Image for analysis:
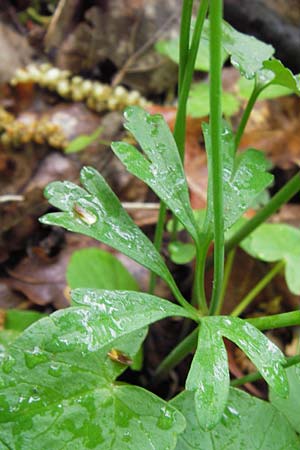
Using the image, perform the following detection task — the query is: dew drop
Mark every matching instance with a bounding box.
[156,406,174,430]
[48,363,63,378]
[24,347,49,369]
[2,355,15,374]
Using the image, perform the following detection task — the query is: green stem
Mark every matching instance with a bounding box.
[148,203,167,293]
[154,327,199,381]
[194,240,210,313]
[225,172,300,253]
[235,85,262,151]
[231,354,300,387]
[172,0,209,236]
[231,260,285,317]
[208,0,224,315]
[174,0,209,160]
[216,248,236,314]
[169,278,200,320]
[178,0,194,95]
[248,310,300,330]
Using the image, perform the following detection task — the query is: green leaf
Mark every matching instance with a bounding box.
[155,34,228,72]
[240,223,300,294]
[212,316,288,397]
[187,82,240,118]
[260,59,300,94]
[67,247,139,290]
[157,20,274,79]
[238,76,293,100]
[4,309,45,332]
[203,122,273,230]
[40,166,173,288]
[111,106,199,241]
[168,241,196,264]
[0,309,46,362]
[219,21,274,79]
[67,248,141,369]
[171,387,300,450]
[186,322,229,430]
[183,316,287,430]
[0,330,19,363]
[64,126,103,153]
[0,297,187,448]
[270,365,300,433]
[71,288,193,320]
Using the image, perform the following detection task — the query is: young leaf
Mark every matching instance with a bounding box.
[111,107,199,242]
[67,247,139,291]
[203,122,273,231]
[187,82,240,118]
[0,304,187,448]
[240,223,300,294]
[168,241,196,265]
[270,365,300,433]
[213,316,288,397]
[260,59,300,94]
[40,166,173,288]
[171,388,300,450]
[64,126,104,153]
[186,322,229,430]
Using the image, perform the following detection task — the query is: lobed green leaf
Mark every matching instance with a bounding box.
[112,106,199,241]
[40,166,173,287]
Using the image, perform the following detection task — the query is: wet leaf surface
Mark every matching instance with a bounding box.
[203,122,273,230]
[201,20,274,79]
[171,387,300,450]
[270,364,300,433]
[112,106,199,242]
[0,291,189,448]
[186,322,229,430]
[40,166,174,288]
[183,316,288,431]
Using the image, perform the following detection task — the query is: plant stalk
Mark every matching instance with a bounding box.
[231,260,285,317]
[148,203,167,293]
[216,248,236,314]
[235,85,262,150]
[231,354,300,387]
[248,310,300,330]
[208,0,224,315]
[193,239,210,312]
